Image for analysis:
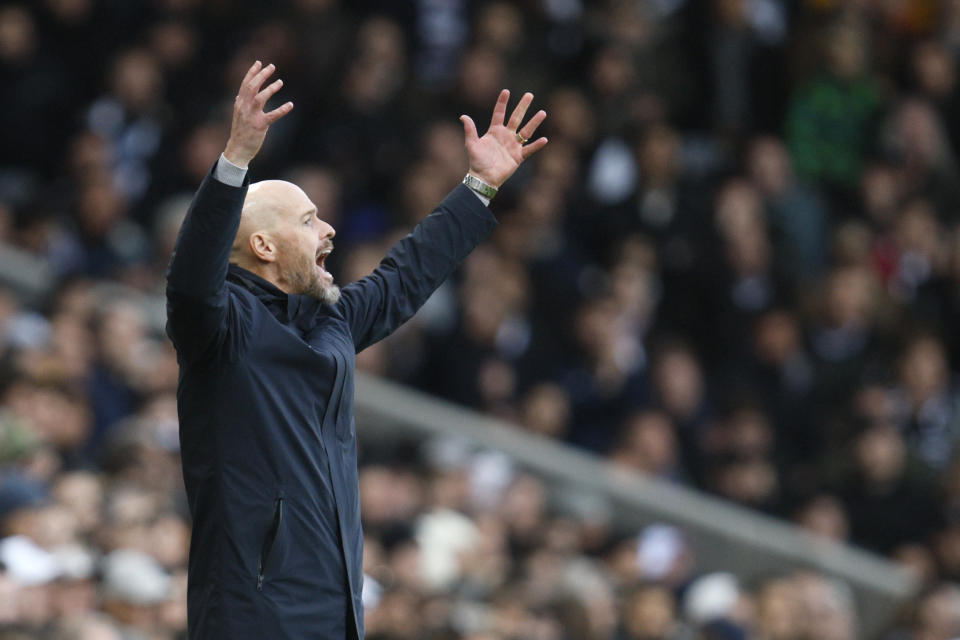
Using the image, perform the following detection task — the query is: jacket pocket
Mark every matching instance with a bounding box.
[333,352,352,440]
[257,497,284,591]
[329,352,347,439]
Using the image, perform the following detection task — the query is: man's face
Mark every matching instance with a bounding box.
[238,180,341,304]
[273,189,340,304]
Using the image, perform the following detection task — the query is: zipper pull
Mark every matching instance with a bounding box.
[257,572,264,591]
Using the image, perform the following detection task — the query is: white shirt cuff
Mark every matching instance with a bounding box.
[470,191,491,207]
[214,153,248,187]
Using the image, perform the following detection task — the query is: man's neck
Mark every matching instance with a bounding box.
[230,261,291,294]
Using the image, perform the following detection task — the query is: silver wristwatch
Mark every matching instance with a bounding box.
[462,174,498,199]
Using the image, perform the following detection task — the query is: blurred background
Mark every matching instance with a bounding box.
[1,0,960,638]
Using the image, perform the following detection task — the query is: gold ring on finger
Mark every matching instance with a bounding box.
[516,132,528,145]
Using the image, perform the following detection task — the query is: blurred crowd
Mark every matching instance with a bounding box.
[3,0,960,637]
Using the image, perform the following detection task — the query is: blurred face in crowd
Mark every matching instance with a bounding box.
[756,577,802,640]
[459,46,504,108]
[725,408,773,460]
[4,505,79,548]
[913,41,956,98]
[894,544,938,585]
[827,23,867,79]
[855,425,905,485]
[500,475,546,539]
[183,122,230,185]
[234,180,340,304]
[97,303,147,367]
[795,495,849,541]
[715,179,763,238]
[714,459,778,506]
[476,2,523,53]
[52,472,104,536]
[344,17,406,111]
[3,382,91,451]
[423,121,470,184]
[111,49,164,112]
[638,125,681,185]
[150,20,198,69]
[591,46,635,97]
[895,200,941,261]
[824,266,876,328]
[894,100,947,169]
[793,572,858,640]
[622,585,677,639]
[575,297,619,360]
[652,345,704,420]
[616,411,677,476]
[547,88,595,148]
[520,383,570,438]
[754,310,801,366]
[901,336,949,406]
[915,584,960,640]
[748,137,793,198]
[78,179,126,239]
[860,163,901,226]
[0,5,35,62]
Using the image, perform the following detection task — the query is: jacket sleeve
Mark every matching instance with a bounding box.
[339,184,497,352]
[165,163,249,363]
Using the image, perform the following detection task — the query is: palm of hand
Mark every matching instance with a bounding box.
[467,125,526,187]
[461,90,548,188]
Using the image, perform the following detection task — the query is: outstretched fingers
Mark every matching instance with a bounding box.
[247,62,276,95]
[265,101,294,124]
[521,136,548,159]
[518,109,546,141]
[241,60,262,92]
[225,61,290,166]
[256,78,284,106]
[460,115,479,145]
[490,89,510,129]
[507,92,533,132]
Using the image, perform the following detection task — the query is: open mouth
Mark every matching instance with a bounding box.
[316,247,332,272]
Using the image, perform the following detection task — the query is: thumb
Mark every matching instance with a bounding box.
[460,115,479,144]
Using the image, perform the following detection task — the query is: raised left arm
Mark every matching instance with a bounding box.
[340,90,548,352]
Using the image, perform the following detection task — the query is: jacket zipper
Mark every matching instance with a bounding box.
[257,497,283,591]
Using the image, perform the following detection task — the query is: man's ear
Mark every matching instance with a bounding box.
[249,232,278,263]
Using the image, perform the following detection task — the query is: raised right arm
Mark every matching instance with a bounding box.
[165,61,293,362]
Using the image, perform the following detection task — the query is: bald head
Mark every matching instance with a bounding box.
[232,180,313,259]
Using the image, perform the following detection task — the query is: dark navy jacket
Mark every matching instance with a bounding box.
[165,166,496,639]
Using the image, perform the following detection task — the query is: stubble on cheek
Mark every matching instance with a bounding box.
[284,246,340,304]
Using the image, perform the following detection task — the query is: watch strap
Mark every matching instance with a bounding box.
[462,174,498,199]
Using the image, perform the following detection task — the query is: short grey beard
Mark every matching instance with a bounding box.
[299,272,340,305]
[313,283,341,306]
[286,261,341,305]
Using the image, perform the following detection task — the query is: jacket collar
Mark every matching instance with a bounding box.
[227,264,302,324]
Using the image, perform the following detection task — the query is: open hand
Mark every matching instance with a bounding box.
[223,61,294,168]
[460,90,548,188]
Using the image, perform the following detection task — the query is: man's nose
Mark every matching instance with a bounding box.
[319,220,335,241]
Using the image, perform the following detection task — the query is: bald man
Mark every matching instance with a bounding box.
[165,61,547,640]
